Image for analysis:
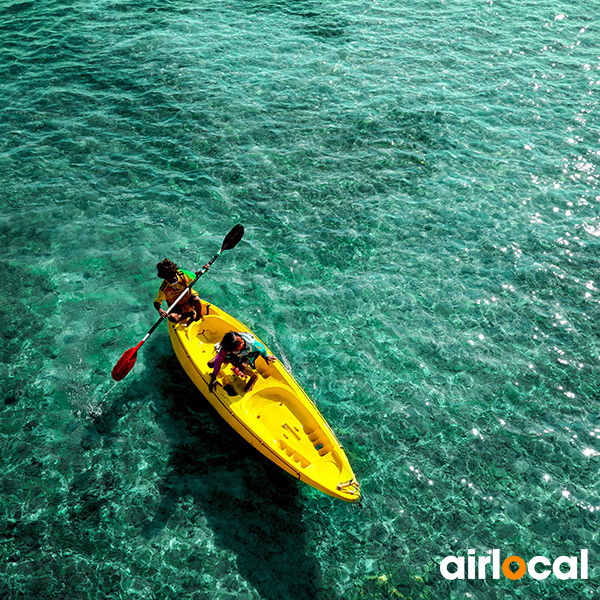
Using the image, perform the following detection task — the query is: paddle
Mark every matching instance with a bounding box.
[111,224,245,381]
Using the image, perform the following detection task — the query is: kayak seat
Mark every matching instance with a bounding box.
[193,316,230,344]
[247,387,319,431]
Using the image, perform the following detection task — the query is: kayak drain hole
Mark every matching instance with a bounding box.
[315,443,324,451]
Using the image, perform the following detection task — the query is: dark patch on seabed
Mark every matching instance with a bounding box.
[73,349,324,600]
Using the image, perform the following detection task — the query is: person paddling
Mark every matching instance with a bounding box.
[208,331,277,393]
[154,259,209,325]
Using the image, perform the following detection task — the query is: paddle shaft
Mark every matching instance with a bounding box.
[111,224,244,381]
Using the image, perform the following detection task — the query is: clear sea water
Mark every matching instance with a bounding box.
[1,0,599,598]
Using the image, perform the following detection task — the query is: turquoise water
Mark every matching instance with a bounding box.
[1,0,599,597]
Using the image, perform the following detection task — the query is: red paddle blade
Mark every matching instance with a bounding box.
[111,347,138,381]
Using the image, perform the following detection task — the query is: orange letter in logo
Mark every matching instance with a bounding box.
[502,556,526,580]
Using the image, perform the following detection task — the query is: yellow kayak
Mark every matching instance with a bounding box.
[167,300,361,503]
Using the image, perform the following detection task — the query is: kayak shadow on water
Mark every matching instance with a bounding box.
[91,346,324,600]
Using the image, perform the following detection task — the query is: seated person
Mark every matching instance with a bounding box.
[153,258,208,324]
[209,331,277,393]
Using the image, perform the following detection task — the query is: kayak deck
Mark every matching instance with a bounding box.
[168,301,361,502]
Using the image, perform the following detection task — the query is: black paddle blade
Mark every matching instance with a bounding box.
[221,224,244,251]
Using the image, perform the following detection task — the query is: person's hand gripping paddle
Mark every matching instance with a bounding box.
[111,224,245,381]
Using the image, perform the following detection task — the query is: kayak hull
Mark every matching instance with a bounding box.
[167,300,361,502]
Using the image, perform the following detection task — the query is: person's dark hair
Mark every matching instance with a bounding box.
[157,258,178,279]
[221,331,239,352]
